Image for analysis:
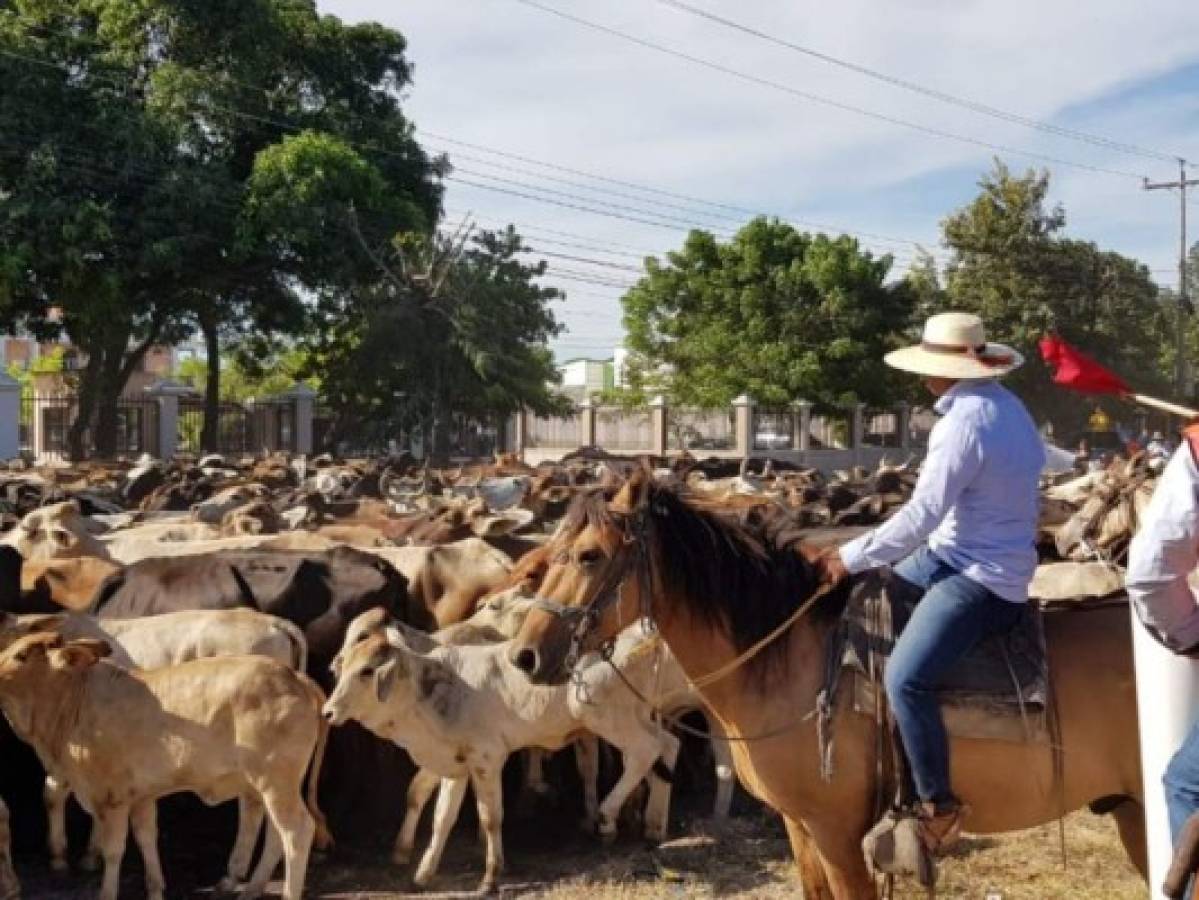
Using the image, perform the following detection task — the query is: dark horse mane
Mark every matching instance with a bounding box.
[560,482,850,684]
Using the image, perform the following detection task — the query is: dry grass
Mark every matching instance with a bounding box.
[16,807,1147,899]
[302,809,1145,900]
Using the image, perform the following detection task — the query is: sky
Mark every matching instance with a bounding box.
[320,0,1199,362]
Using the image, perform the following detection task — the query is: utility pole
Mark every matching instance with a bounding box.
[1144,160,1199,397]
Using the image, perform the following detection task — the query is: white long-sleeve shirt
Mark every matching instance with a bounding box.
[839,380,1045,602]
[1126,440,1199,652]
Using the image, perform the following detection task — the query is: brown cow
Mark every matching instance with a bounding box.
[0,633,328,900]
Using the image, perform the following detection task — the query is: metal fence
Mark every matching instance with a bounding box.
[20,393,160,461]
[862,409,902,448]
[752,408,795,452]
[178,400,250,456]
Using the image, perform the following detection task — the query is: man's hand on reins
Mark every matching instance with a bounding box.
[816,548,849,586]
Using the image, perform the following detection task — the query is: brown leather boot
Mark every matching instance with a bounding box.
[916,800,970,854]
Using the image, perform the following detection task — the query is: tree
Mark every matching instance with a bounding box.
[307,224,570,459]
[0,1,442,457]
[938,162,1171,435]
[175,347,312,403]
[620,217,916,410]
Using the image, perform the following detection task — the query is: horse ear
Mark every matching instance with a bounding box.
[612,466,652,515]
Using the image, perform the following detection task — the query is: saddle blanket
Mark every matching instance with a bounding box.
[838,569,1049,744]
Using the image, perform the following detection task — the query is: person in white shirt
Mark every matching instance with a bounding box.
[1127,429,1199,875]
[820,312,1045,852]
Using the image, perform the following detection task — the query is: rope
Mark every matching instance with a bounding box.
[597,580,836,744]
[687,581,836,690]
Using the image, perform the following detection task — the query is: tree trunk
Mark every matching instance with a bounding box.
[67,347,105,460]
[200,317,221,453]
[91,338,127,458]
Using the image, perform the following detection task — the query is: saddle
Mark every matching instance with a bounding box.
[832,569,1050,745]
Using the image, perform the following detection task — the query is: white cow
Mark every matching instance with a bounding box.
[325,618,701,892]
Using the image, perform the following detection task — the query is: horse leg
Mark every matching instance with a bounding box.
[808,819,878,900]
[782,814,835,900]
[1109,798,1149,881]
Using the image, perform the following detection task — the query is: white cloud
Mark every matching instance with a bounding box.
[321,0,1199,356]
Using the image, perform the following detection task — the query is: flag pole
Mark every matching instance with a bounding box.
[1126,393,1199,420]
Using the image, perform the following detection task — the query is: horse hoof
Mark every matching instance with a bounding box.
[599,822,618,844]
[392,848,412,866]
[79,854,101,873]
[238,884,266,900]
[49,858,68,874]
[216,875,240,893]
[413,865,435,888]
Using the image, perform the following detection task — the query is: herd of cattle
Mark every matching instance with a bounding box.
[0,447,1151,898]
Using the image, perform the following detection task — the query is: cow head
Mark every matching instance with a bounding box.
[324,632,413,726]
[5,501,107,562]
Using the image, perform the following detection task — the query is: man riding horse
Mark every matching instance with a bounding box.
[819,311,1046,853]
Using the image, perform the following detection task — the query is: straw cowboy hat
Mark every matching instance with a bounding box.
[884,312,1023,380]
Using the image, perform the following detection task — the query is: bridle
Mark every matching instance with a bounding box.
[530,506,653,673]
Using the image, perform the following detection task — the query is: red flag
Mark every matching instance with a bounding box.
[1038,335,1131,395]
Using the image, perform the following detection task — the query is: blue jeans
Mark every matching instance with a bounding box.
[886,547,1025,805]
[1165,720,1199,844]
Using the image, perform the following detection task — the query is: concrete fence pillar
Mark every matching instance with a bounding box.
[792,399,812,452]
[513,409,529,460]
[851,403,866,466]
[146,379,191,461]
[649,395,669,457]
[284,383,317,455]
[579,398,597,448]
[897,402,911,452]
[733,394,755,458]
[0,374,19,460]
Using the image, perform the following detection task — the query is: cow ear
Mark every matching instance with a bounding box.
[469,509,534,538]
[374,657,399,703]
[612,466,652,515]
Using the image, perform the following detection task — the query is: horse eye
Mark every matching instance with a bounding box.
[358,667,375,679]
[578,548,603,566]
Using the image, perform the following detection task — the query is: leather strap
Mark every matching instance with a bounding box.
[920,340,1014,368]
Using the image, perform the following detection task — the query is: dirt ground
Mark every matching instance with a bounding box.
[13,804,1147,899]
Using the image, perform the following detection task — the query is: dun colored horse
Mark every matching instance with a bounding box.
[510,470,1146,899]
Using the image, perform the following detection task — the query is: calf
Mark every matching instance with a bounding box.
[0,608,312,875]
[324,622,681,893]
[0,634,328,900]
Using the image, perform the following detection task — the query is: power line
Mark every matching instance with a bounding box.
[509,0,1151,181]
[653,0,1181,165]
[2,33,951,258]
[6,14,938,250]
[426,131,927,249]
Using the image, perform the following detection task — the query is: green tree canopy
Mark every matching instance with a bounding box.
[0,0,443,457]
[937,161,1171,435]
[620,217,915,409]
[307,225,570,458]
